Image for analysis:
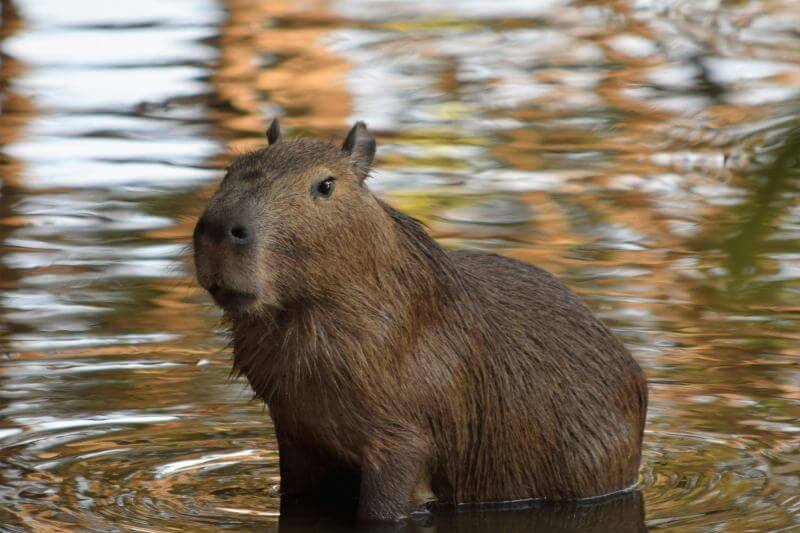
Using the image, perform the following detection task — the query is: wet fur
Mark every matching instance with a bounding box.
[197,123,648,521]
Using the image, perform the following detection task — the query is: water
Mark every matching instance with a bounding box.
[0,0,799,530]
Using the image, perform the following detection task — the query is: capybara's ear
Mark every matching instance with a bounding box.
[266,118,281,145]
[341,121,376,181]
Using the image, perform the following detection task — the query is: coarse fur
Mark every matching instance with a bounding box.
[193,119,648,522]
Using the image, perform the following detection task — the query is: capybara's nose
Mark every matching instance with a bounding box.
[195,212,253,247]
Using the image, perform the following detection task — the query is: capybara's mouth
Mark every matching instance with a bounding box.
[206,283,257,310]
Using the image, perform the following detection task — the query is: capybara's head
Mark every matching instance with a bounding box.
[193,119,385,315]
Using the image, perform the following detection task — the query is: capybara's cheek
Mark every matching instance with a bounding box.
[254,250,300,307]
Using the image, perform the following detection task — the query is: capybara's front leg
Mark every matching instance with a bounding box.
[278,442,325,498]
[274,424,324,498]
[357,439,428,522]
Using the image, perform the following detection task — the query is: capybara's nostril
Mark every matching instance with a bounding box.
[230,224,250,243]
[194,212,251,245]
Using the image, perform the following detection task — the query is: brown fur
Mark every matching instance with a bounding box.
[193,120,648,522]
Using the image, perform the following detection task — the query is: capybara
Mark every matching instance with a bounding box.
[193,119,648,522]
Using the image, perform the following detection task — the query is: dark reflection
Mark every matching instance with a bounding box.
[0,0,25,354]
[278,491,646,533]
[722,124,800,285]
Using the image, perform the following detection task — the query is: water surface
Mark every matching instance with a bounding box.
[1,0,799,530]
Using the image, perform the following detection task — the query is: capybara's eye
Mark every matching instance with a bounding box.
[312,177,335,198]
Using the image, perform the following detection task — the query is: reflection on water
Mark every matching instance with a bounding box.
[278,490,646,532]
[0,0,799,530]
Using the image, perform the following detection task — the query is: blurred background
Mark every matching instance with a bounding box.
[0,0,798,530]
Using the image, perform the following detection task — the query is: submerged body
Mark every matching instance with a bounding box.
[194,120,648,521]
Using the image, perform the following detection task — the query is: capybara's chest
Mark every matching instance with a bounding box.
[269,388,368,466]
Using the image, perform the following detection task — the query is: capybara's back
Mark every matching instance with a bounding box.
[193,119,648,521]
